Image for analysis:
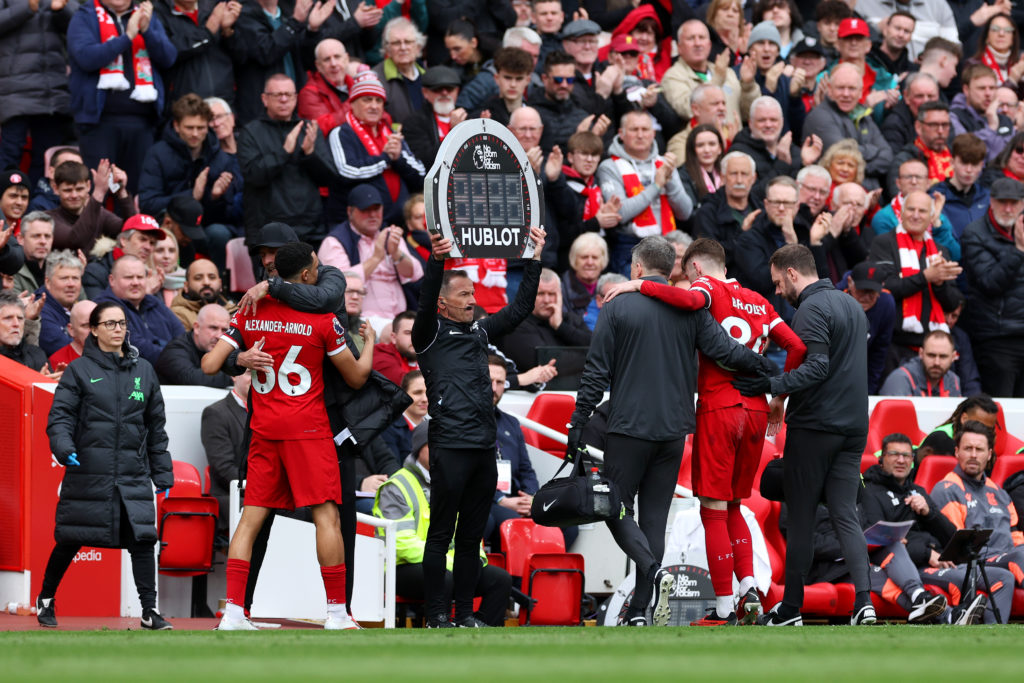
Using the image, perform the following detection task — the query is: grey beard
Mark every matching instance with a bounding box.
[433,100,455,116]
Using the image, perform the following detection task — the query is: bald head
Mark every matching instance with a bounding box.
[315,38,349,86]
[509,106,543,148]
[68,300,97,346]
[830,63,864,113]
[193,304,231,352]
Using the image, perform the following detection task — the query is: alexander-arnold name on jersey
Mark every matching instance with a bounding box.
[244,319,314,335]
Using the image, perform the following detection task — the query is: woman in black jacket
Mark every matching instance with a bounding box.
[36,301,174,630]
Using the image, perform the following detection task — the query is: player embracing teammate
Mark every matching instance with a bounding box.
[605,238,805,625]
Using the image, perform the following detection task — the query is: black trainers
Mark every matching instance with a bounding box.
[36,597,57,628]
[141,609,173,630]
[426,614,456,628]
[737,587,762,625]
[651,568,675,626]
[907,592,947,624]
[456,615,489,628]
[952,594,987,625]
[757,605,802,627]
[624,615,647,626]
[850,603,877,626]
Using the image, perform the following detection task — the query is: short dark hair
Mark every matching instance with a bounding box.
[815,0,852,23]
[631,236,675,277]
[445,17,477,41]
[681,238,726,271]
[493,47,534,75]
[49,147,80,169]
[769,244,817,277]
[544,50,577,73]
[922,329,955,349]
[888,9,916,25]
[392,310,416,330]
[487,354,507,369]
[89,301,125,328]
[916,101,949,121]
[952,133,987,165]
[400,369,423,392]
[956,420,995,450]
[922,36,962,60]
[274,242,316,280]
[881,433,914,454]
[54,161,90,186]
[171,93,213,123]
[440,269,469,297]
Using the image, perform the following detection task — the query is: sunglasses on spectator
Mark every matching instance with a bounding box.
[550,76,575,84]
[1014,145,1024,155]
[264,91,296,100]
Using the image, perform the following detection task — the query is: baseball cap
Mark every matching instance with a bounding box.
[121,214,163,237]
[348,184,383,210]
[253,222,298,249]
[610,34,641,54]
[166,195,204,240]
[791,37,825,58]
[561,19,600,40]
[838,18,870,39]
[349,71,387,102]
[850,261,883,292]
[421,66,462,90]
[0,169,29,196]
[989,177,1024,200]
[410,420,429,458]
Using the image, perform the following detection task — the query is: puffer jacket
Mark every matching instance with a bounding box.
[154,0,239,105]
[960,212,1024,343]
[0,0,77,123]
[46,335,173,547]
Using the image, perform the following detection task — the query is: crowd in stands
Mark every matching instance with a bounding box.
[5,0,1024,626]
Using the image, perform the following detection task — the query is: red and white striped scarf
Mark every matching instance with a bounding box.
[895,225,950,335]
[612,156,676,236]
[95,1,156,102]
[345,110,400,200]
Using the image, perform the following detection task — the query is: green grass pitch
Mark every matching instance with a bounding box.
[3,626,1023,682]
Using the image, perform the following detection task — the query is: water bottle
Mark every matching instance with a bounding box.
[590,467,611,517]
[6,602,35,616]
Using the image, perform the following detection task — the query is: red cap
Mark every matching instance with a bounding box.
[838,18,870,39]
[611,34,640,53]
[121,214,163,236]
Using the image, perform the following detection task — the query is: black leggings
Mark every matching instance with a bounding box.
[40,501,157,611]
[396,562,512,626]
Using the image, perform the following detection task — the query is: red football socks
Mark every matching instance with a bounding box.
[226,558,250,608]
[727,503,755,585]
[701,506,733,596]
[321,564,347,608]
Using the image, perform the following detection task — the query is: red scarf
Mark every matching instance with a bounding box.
[982,47,1009,84]
[95,1,156,102]
[563,166,602,220]
[914,139,953,185]
[345,110,400,201]
[988,207,1014,241]
[636,52,656,81]
[612,156,676,236]
[890,194,904,221]
[374,0,409,18]
[1003,167,1024,182]
[895,225,949,335]
[173,4,198,24]
[434,114,451,141]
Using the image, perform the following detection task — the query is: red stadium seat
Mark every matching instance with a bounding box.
[522,394,576,455]
[991,454,1024,487]
[861,453,879,473]
[865,400,926,455]
[158,496,218,574]
[995,403,1024,456]
[486,553,506,571]
[500,518,566,578]
[226,237,257,292]
[519,552,585,626]
[171,460,203,497]
[771,423,787,456]
[203,466,211,496]
[914,456,957,494]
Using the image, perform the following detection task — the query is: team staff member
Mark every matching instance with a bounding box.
[203,242,375,631]
[38,302,174,630]
[569,236,774,627]
[734,244,874,626]
[604,238,807,626]
[411,225,547,629]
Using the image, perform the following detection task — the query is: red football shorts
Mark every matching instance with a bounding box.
[245,434,341,509]
[691,405,768,501]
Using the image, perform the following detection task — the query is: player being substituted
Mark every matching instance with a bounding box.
[604,238,805,625]
[202,242,375,631]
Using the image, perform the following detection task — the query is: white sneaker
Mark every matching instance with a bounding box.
[217,615,260,631]
[324,613,360,630]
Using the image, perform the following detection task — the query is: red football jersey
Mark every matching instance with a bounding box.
[688,276,802,411]
[222,297,347,439]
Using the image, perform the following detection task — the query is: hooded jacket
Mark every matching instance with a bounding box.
[46,335,173,547]
[137,126,243,225]
[861,463,956,567]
